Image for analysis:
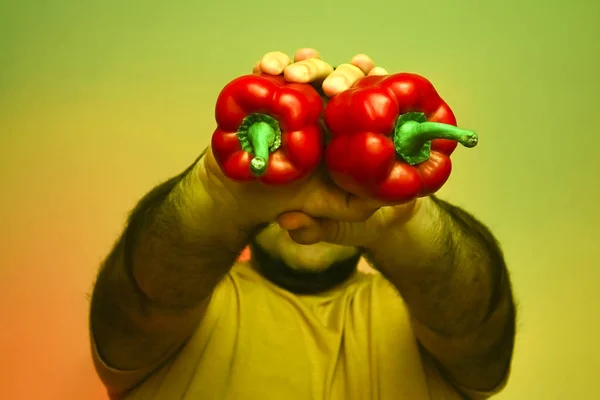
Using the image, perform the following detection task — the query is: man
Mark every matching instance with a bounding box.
[89,48,516,400]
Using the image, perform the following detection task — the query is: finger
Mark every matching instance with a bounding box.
[322,63,365,97]
[287,217,361,246]
[287,226,323,245]
[303,186,379,222]
[277,211,314,231]
[293,48,321,62]
[367,66,388,76]
[284,58,334,83]
[259,51,292,75]
[278,212,324,245]
[350,54,376,75]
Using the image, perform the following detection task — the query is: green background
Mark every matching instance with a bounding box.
[1,0,598,398]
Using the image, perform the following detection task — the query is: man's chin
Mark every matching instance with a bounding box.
[249,238,362,294]
[281,236,360,272]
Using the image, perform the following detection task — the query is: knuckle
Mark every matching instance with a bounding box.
[302,58,328,73]
[329,223,343,243]
[298,59,316,74]
[311,196,330,215]
[300,194,324,216]
[335,63,364,78]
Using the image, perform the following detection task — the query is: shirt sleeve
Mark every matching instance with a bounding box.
[90,262,248,399]
[451,369,511,400]
[365,270,511,400]
[419,345,511,399]
[90,329,178,399]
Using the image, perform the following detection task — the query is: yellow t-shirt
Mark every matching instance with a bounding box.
[93,261,507,399]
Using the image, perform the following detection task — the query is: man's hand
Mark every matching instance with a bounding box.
[202,47,388,234]
[201,148,380,231]
[251,48,418,248]
[198,48,392,236]
[252,48,388,97]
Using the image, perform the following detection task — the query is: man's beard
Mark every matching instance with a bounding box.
[248,238,362,295]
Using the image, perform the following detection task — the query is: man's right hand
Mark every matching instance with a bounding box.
[200,147,379,231]
[194,48,389,236]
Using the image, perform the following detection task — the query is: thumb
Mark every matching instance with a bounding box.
[277,212,323,245]
[278,212,367,247]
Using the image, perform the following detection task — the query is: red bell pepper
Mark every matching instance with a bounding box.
[324,73,478,203]
[211,74,324,185]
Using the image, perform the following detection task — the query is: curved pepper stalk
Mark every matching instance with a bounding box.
[394,111,478,165]
[324,73,479,204]
[211,74,324,185]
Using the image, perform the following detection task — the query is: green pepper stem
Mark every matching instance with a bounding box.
[247,122,275,175]
[236,113,282,177]
[393,112,478,165]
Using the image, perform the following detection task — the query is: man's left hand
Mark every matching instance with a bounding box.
[252,48,420,248]
[252,48,389,97]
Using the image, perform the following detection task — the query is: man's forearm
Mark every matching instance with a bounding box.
[90,152,255,371]
[364,195,515,389]
[125,156,252,310]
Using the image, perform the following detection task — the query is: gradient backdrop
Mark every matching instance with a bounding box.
[1,0,598,399]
